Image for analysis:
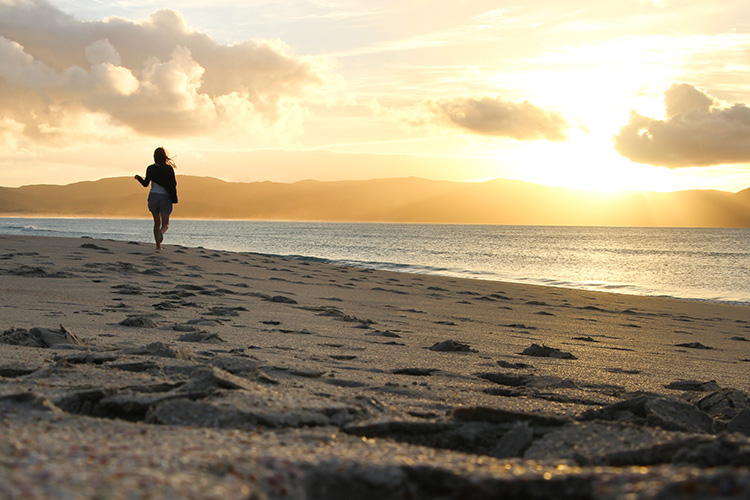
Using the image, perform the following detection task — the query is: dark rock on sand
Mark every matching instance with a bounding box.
[579,395,714,434]
[521,343,577,360]
[80,243,110,252]
[148,389,371,430]
[343,420,519,457]
[187,318,224,327]
[689,389,750,420]
[727,409,750,436]
[429,340,476,352]
[454,406,568,427]
[491,422,535,458]
[0,392,59,413]
[177,366,256,393]
[55,353,119,365]
[675,342,714,349]
[664,380,722,392]
[393,368,437,376]
[205,306,247,317]
[123,342,193,361]
[303,461,591,500]
[671,437,750,466]
[525,421,729,467]
[365,330,402,338]
[111,284,143,295]
[208,356,258,375]
[110,360,160,373]
[478,372,577,389]
[118,316,158,328]
[654,471,750,499]
[177,332,226,343]
[496,360,534,370]
[0,364,39,377]
[269,295,298,304]
[7,265,74,278]
[0,325,84,348]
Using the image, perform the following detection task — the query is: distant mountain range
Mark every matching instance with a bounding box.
[1,176,749,227]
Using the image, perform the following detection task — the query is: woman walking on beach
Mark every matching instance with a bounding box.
[135,147,178,251]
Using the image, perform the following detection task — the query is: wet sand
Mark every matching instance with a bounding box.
[1,234,748,499]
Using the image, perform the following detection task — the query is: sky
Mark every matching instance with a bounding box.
[1,0,750,192]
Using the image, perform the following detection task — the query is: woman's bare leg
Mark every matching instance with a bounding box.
[160,213,170,237]
[151,212,163,250]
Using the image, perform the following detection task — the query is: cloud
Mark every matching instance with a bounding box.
[424,96,570,141]
[614,82,750,167]
[0,0,334,147]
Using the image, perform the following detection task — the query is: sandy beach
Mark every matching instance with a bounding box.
[1,234,748,499]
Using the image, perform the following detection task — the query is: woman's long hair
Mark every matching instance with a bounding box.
[153,147,176,168]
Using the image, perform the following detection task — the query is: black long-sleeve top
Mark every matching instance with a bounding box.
[138,164,178,203]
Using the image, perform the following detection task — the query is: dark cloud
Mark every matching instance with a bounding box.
[0,0,332,145]
[427,96,569,141]
[614,83,750,167]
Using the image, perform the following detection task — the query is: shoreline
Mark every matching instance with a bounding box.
[1,234,749,498]
[2,218,749,307]
[284,253,750,307]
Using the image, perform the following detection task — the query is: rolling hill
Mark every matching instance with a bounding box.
[1,176,749,227]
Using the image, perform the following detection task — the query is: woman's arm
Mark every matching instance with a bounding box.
[134,166,152,187]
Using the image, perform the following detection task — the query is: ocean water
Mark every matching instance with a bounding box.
[1,217,749,305]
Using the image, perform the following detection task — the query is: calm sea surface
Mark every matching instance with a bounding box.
[2,217,749,305]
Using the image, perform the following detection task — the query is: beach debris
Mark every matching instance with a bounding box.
[312,306,374,326]
[7,265,74,278]
[0,392,59,413]
[269,295,298,304]
[496,360,534,370]
[526,300,549,306]
[0,324,84,348]
[606,367,641,375]
[429,339,476,352]
[109,360,160,373]
[365,330,402,338]
[675,342,714,349]
[521,343,576,359]
[118,316,158,328]
[208,356,258,375]
[187,318,224,326]
[664,380,721,392]
[454,406,568,427]
[79,243,110,252]
[176,332,226,343]
[525,421,749,467]
[170,324,199,332]
[478,372,577,389]
[727,409,750,436]
[55,353,118,365]
[123,342,192,360]
[205,306,246,317]
[0,364,39,377]
[111,284,143,295]
[491,422,534,458]
[393,368,437,376]
[578,395,714,434]
[177,366,255,393]
[688,389,750,420]
[502,323,538,330]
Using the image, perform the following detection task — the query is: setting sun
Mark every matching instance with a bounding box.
[0,1,748,195]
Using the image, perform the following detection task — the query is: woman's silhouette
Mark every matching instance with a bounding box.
[135,147,178,250]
